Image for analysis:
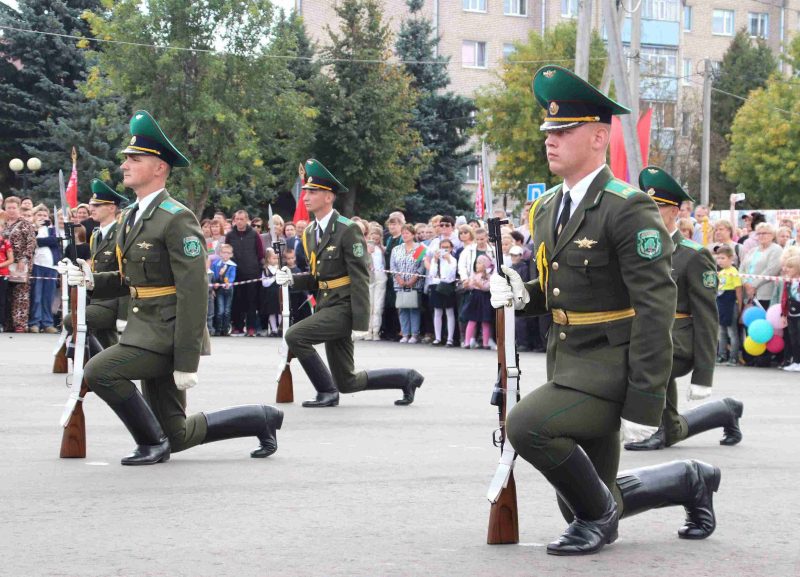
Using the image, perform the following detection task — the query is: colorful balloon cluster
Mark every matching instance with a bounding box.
[742,304,784,356]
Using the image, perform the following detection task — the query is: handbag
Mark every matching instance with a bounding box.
[435,281,455,297]
[395,289,419,309]
[7,260,29,284]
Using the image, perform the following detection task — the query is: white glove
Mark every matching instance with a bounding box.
[173,371,198,391]
[66,258,94,289]
[351,330,369,341]
[55,258,71,275]
[116,319,127,333]
[620,418,659,443]
[275,266,294,287]
[687,384,712,401]
[490,265,530,310]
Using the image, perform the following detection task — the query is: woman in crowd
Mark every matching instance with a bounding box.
[209,219,226,258]
[711,219,741,267]
[390,223,426,344]
[741,222,783,311]
[366,224,386,342]
[777,226,795,249]
[2,197,37,332]
[427,238,458,346]
[28,205,60,333]
[382,215,404,341]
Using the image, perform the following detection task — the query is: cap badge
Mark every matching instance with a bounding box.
[549,101,560,115]
[307,177,313,183]
[647,168,658,174]
[647,188,656,196]
[543,69,556,78]
[130,136,137,145]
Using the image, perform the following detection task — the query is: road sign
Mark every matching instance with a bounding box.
[527,183,546,202]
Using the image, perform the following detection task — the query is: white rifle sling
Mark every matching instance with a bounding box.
[275,281,292,382]
[60,285,88,427]
[53,275,69,355]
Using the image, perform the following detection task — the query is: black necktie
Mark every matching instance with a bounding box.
[555,191,571,240]
[95,230,103,245]
[126,206,138,234]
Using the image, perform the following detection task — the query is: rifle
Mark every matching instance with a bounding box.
[58,169,89,458]
[269,205,293,403]
[486,217,520,544]
[52,204,69,373]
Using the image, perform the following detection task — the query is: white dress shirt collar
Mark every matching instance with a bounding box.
[134,188,165,224]
[315,210,335,237]
[560,164,606,218]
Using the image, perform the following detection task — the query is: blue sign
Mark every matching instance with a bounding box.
[527,183,546,202]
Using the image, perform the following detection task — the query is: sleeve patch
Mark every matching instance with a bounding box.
[703,270,718,288]
[636,229,663,260]
[353,242,364,258]
[183,236,202,257]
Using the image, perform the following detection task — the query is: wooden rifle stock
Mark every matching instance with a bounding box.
[276,351,294,403]
[60,285,88,458]
[53,343,68,373]
[274,239,294,404]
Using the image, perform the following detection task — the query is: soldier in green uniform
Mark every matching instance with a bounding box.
[63,179,129,351]
[275,159,423,407]
[624,167,743,451]
[489,66,722,556]
[63,111,283,465]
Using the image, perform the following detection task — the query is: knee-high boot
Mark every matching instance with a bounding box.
[203,405,284,458]
[618,459,721,539]
[109,390,171,466]
[364,368,424,406]
[299,353,339,407]
[684,398,743,445]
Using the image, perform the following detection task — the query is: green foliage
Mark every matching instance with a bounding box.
[396,0,474,221]
[84,0,315,215]
[474,22,606,199]
[313,0,427,218]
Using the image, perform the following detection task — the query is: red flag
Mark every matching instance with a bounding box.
[293,189,309,223]
[637,108,653,167]
[65,159,78,208]
[609,116,627,182]
[475,162,485,218]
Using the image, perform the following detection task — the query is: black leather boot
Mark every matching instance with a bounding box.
[365,368,424,406]
[684,398,743,446]
[624,424,667,451]
[203,405,284,458]
[618,460,721,539]
[110,391,171,466]
[542,446,618,556]
[299,353,339,407]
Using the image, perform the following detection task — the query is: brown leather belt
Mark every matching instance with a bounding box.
[130,286,177,298]
[551,307,635,326]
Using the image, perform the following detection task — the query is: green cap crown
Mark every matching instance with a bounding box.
[533,65,630,132]
[120,110,190,168]
[638,166,694,206]
[300,158,348,194]
[89,178,128,206]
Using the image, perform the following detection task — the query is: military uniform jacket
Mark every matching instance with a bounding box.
[89,221,129,321]
[294,210,370,331]
[669,230,718,387]
[91,189,210,373]
[524,166,677,426]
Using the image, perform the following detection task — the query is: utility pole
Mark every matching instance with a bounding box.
[603,0,642,180]
[700,58,712,206]
[600,5,627,95]
[575,0,593,80]
[629,0,641,123]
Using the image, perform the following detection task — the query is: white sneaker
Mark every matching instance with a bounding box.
[786,363,800,372]
[432,339,441,345]
[408,336,419,344]
[399,336,409,343]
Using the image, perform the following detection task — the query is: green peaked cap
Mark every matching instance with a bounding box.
[300,158,348,194]
[89,178,128,207]
[532,65,630,131]
[638,165,694,206]
[120,110,190,168]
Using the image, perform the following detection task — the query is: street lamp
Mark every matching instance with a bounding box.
[9,157,42,194]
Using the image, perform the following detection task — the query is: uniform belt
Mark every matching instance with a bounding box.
[317,276,351,290]
[674,312,692,319]
[130,286,177,298]
[551,307,635,326]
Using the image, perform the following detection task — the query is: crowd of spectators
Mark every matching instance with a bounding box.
[3,191,800,372]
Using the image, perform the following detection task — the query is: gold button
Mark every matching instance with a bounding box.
[552,262,559,271]
[323,292,328,297]
[559,332,566,341]
[132,306,139,313]
[141,256,146,261]
[123,258,127,263]
[552,288,560,296]
[584,259,589,266]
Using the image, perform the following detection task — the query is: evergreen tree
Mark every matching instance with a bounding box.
[314,0,427,218]
[0,0,101,194]
[396,0,474,221]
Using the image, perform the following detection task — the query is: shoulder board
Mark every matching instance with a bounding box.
[336,215,354,227]
[604,178,640,199]
[679,238,705,252]
[158,199,184,214]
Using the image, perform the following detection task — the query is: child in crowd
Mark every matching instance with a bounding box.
[0,220,13,334]
[367,225,386,341]
[428,238,458,346]
[211,243,237,336]
[779,252,800,371]
[715,245,742,366]
[260,248,281,336]
[461,254,494,349]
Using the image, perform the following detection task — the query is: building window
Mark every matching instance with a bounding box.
[643,0,679,22]
[504,0,527,16]
[465,161,479,183]
[683,5,692,31]
[681,111,692,137]
[682,58,691,85]
[502,44,516,60]
[463,0,487,12]
[710,60,722,77]
[712,9,734,36]
[749,12,769,38]
[462,41,487,68]
[640,46,677,77]
[561,0,578,18]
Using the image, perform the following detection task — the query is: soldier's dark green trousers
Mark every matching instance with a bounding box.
[84,344,207,452]
[64,305,118,349]
[284,304,368,392]
[662,358,692,445]
[506,382,624,513]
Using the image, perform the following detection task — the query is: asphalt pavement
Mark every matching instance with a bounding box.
[1,333,798,577]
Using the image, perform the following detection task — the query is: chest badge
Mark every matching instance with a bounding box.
[326,246,336,252]
[574,237,598,249]
[137,241,153,250]
[103,251,113,256]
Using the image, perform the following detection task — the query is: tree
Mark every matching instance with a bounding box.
[0,0,101,193]
[474,22,606,199]
[722,37,800,207]
[396,0,475,221]
[84,0,316,215]
[313,0,427,218]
